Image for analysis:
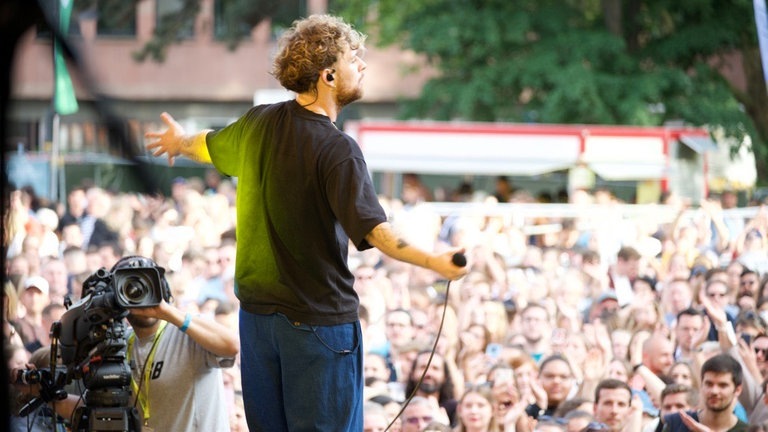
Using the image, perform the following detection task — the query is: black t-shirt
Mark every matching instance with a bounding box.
[207,100,387,325]
[662,410,748,432]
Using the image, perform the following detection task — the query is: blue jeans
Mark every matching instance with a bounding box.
[239,311,363,432]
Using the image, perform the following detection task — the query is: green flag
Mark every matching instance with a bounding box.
[54,0,78,115]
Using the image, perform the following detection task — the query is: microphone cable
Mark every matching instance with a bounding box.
[384,252,466,431]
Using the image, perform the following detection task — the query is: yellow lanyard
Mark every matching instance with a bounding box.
[127,321,168,425]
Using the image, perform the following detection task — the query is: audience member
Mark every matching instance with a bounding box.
[14,276,52,354]
[592,378,638,432]
[363,401,390,432]
[643,383,696,432]
[453,384,497,432]
[405,351,458,426]
[662,354,748,431]
[401,396,442,432]
[524,355,576,421]
[518,303,552,363]
[673,307,707,362]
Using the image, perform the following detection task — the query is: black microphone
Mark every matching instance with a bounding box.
[452,253,467,267]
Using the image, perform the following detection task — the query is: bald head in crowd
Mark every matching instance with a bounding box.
[642,334,675,376]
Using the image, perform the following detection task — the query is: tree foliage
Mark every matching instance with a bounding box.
[335,0,768,182]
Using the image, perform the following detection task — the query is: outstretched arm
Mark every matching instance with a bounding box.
[364,221,467,281]
[145,112,213,166]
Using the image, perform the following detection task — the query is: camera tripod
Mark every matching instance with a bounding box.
[69,359,142,432]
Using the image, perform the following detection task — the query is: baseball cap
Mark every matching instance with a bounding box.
[596,291,618,304]
[24,275,49,295]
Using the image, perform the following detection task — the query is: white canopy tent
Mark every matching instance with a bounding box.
[345,120,728,202]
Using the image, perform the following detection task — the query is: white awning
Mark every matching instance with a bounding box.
[351,125,581,176]
[589,162,667,181]
[582,136,667,180]
[346,121,716,182]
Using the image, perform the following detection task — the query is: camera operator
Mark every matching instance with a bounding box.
[119,295,240,431]
[12,256,240,432]
[104,255,239,431]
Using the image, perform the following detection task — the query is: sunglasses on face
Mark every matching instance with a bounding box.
[404,416,433,425]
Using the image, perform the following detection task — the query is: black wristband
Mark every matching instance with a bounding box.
[633,363,644,372]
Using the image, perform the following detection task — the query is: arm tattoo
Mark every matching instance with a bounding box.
[396,239,409,249]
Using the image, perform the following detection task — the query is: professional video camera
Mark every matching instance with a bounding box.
[15,256,172,432]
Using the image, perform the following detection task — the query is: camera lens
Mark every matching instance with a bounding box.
[113,267,164,308]
[16,369,42,385]
[120,276,150,304]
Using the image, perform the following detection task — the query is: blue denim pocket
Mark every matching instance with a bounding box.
[309,321,360,355]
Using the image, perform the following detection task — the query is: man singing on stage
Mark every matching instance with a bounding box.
[146,14,467,431]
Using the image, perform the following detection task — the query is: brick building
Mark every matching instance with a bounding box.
[8,0,432,197]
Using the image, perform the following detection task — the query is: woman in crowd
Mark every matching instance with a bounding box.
[667,361,699,391]
[454,385,497,432]
[454,384,529,432]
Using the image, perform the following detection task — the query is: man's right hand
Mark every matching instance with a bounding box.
[432,249,469,281]
[145,112,187,166]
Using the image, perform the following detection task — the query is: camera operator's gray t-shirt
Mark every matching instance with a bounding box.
[128,323,234,432]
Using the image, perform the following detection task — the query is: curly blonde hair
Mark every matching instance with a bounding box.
[271,15,366,93]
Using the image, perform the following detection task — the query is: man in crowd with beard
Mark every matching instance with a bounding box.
[662,354,747,431]
[405,351,458,426]
[20,256,240,431]
[121,269,240,432]
[641,333,676,378]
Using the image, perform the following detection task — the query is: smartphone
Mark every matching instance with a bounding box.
[486,343,503,360]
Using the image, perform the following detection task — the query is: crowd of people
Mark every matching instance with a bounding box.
[4,172,768,431]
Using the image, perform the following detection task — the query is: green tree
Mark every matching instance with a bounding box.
[334,0,768,183]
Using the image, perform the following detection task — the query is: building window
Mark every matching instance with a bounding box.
[213,0,307,42]
[213,0,254,41]
[157,0,194,39]
[271,0,306,32]
[96,0,136,37]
